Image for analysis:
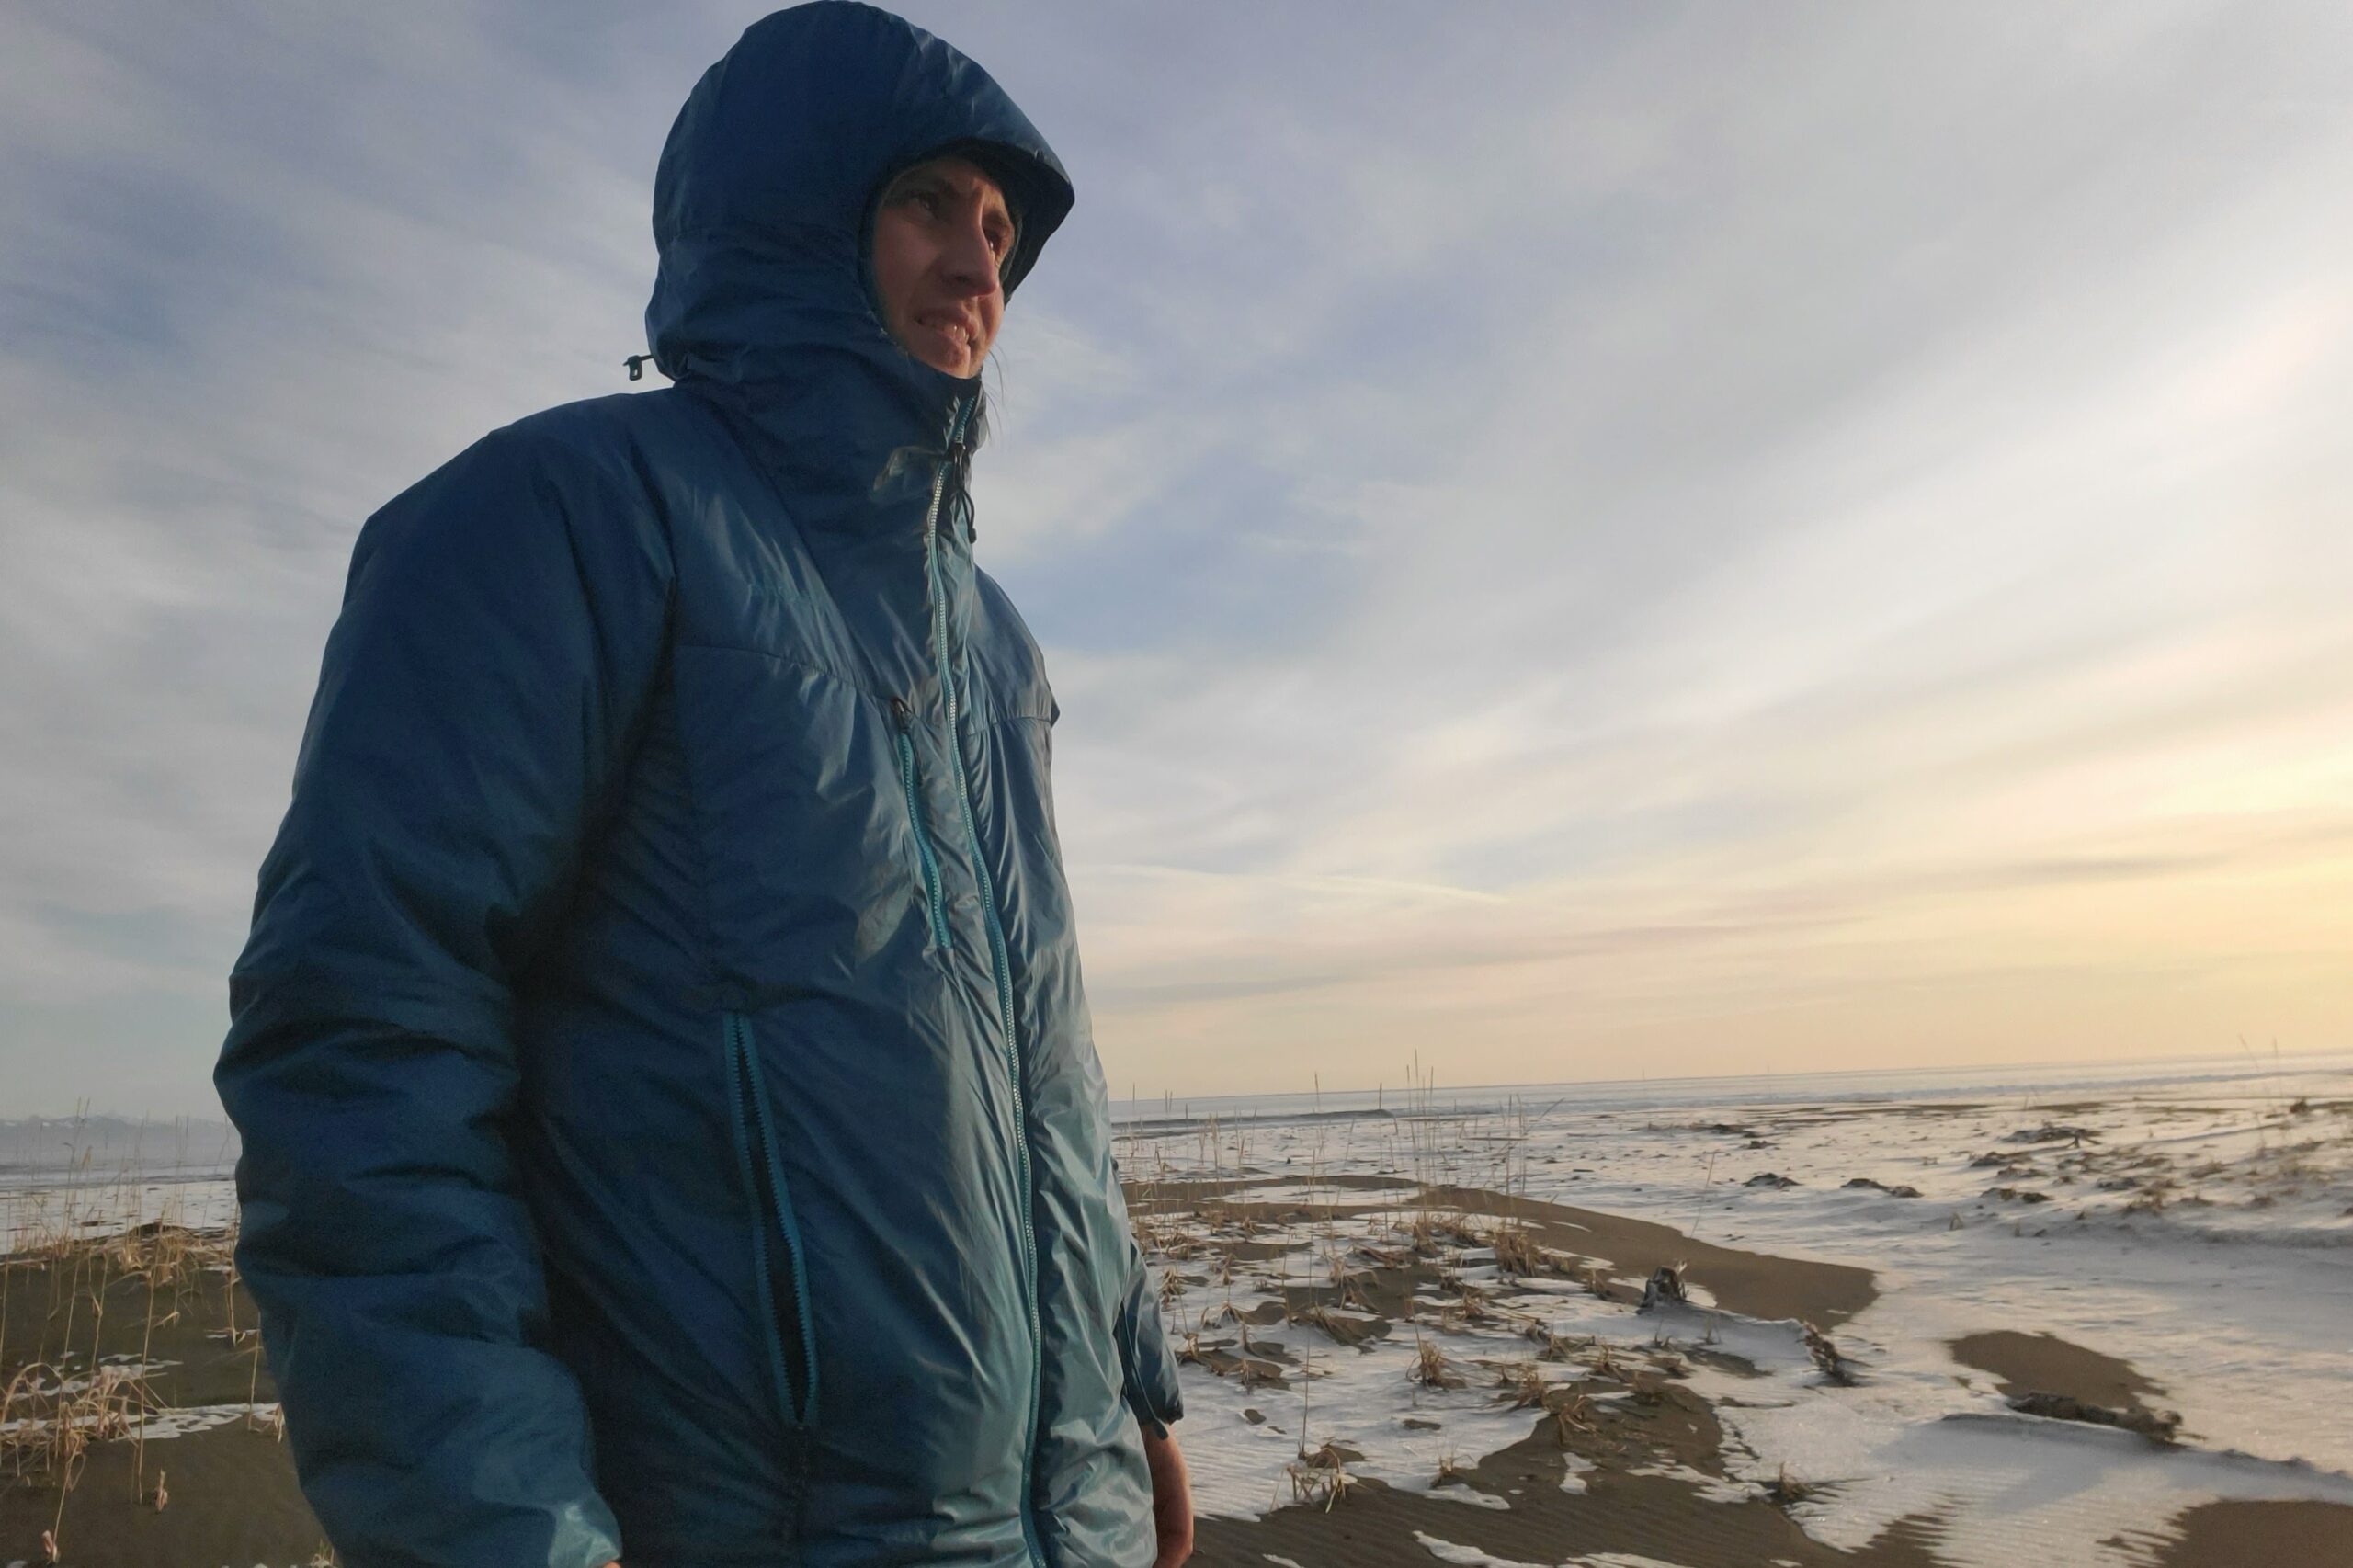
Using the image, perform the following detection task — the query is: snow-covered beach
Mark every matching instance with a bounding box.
[1112,1050,2353,1565]
[4,1051,2348,1566]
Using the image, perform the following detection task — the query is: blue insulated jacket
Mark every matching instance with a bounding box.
[215,7,1183,1565]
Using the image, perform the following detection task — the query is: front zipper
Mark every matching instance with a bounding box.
[922,398,1048,1567]
[890,697,952,950]
[724,1011,818,1427]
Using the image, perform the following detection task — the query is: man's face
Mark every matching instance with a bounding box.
[870,155,1014,380]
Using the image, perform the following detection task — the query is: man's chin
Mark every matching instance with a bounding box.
[907,340,975,379]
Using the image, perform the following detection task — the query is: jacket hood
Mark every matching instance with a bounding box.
[644,2,1073,485]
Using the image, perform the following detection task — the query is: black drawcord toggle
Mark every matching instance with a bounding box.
[942,435,978,543]
[623,354,654,382]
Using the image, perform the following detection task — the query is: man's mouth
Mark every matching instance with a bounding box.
[915,312,976,356]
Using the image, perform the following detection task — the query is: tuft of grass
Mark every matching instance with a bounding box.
[1544,1386,1593,1443]
[1409,1331,1465,1392]
[1765,1462,1813,1506]
[1496,1361,1547,1409]
[1491,1225,1545,1278]
[1535,1328,1584,1364]
[1406,1210,1438,1256]
[2,1358,163,1548]
[1285,1443,1355,1511]
[1802,1323,1856,1386]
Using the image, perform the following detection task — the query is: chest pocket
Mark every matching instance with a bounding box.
[667,501,939,999]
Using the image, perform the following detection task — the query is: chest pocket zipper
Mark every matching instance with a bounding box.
[890,696,952,949]
[724,1012,817,1426]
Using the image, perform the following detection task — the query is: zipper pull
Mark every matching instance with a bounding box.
[889,694,915,733]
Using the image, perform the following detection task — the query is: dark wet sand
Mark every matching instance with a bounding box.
[1424,1182,1880,1326]
[1191,1473,1955,1567]
[0,1423,322,1568]
[1131,1172,1880,1326]
[2140,1498,2353,1568]
[1948,1329,2167,1419]
[1189,1392,1951,1568]
[1167,1200,1934,1566]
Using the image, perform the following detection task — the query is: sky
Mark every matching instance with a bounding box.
[2,2,2348,1119]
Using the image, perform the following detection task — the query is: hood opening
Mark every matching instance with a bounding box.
[643,3,1074,398]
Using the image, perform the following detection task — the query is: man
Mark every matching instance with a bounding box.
[216,6,1191,1565]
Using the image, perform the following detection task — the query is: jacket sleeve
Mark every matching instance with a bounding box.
[215,420,672,1568]
[1114,1212,1185,1437]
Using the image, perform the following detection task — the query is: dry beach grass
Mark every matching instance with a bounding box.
[0,1119,325,1567]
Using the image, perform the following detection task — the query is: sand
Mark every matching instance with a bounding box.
[2138,1499,2353,1568]
[1947,1329,2169,1418]
[1425,1182,1879,1326]
[1190,1435,1953,1567]
[0,1424,322,1568]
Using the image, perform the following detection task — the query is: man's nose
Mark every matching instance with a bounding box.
[938,211,1001,299]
